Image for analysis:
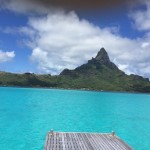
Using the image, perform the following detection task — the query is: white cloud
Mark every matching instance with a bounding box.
[0,50,15,63]
[129,0,150,31]
[141,42,149,48]
[0,0,58,14]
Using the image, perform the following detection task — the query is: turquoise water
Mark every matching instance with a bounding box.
[0,87,150,150]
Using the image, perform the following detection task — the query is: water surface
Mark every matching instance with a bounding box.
[0,87,150,150]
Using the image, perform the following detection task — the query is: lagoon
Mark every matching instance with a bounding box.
[0,87,150,150]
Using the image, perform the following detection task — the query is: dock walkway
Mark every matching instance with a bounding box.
[44,131,133,150]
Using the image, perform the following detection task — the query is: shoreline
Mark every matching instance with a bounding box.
[0,85,150,95]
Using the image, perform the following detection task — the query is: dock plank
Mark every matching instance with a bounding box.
[44,132,133,150]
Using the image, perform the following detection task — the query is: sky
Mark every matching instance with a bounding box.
[0,0,150,78]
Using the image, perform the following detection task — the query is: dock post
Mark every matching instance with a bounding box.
[112,131,115,136]
[50,129,54,135]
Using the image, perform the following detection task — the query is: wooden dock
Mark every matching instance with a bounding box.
[44,131,133,150]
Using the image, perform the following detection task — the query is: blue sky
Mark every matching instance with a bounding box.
[0,0,150,78]
[0,10,35,72]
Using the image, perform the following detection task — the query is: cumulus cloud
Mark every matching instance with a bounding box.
[0,50,15,63]
[141,42,149,48]
[129,0,150,31]
[0,0,53,14]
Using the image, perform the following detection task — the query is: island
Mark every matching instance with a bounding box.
[0,48,150,93]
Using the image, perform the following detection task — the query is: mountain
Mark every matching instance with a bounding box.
[0,48,150,93]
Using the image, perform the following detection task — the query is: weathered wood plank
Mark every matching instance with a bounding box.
[44,132,133,150]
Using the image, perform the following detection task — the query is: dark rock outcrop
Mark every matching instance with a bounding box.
[95,47,110,63]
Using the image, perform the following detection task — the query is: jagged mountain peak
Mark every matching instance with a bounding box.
[95,48,110,63]
[61,47,118,76]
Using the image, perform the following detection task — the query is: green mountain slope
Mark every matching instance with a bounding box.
[0,48,150,93]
